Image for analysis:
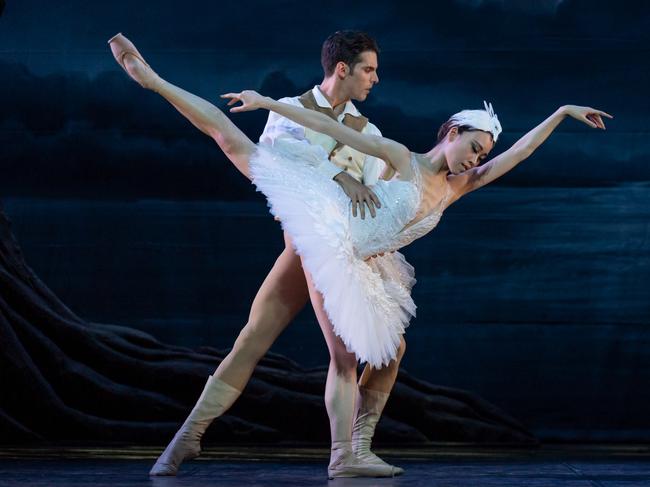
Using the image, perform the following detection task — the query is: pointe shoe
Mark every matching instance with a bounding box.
[149,375,241,476]
[108,32,161,91]
[352,387,404,475]
[327,441,400,479]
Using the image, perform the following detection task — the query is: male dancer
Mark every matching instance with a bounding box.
[119,30,408,478]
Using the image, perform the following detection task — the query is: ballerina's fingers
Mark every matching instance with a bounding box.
[586,113,604,129]
[222,94,239,105]
[594,114,608,129]
[588,112,614,130]
[586,108,614,130]
[595,109,614,119]
[581,109,598,128]
[220,93,245,112]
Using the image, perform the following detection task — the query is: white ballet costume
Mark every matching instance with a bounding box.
[250,138,452,368]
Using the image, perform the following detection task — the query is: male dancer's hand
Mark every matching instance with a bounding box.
[333,172,381,219]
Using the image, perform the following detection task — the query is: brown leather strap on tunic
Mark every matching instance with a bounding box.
[298,90,368,156]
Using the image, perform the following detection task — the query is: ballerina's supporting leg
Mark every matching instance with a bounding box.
[352,339,406,472]
[302,265,360,474]
[302,263,400,478]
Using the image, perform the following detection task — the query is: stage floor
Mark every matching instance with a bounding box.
[1,445,649,486]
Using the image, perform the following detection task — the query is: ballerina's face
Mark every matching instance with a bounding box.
[341,50,379,102]
[444,128,494,175]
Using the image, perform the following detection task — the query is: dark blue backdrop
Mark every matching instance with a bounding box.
[1,0,649,441]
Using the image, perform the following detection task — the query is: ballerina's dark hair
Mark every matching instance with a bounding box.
[321,31,380,77]
[436,120,494,144]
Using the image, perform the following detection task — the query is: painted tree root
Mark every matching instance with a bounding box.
[0,207,537,446]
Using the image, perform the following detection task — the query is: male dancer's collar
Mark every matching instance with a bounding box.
[311,85,361,118]
[299,87,368,132]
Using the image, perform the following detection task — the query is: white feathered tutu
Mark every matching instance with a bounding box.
[250,138,420,368]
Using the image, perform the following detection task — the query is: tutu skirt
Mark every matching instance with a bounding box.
[250,138,418,368]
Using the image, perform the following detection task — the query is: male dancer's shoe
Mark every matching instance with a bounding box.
[351,386,405,475]
[108,33,161,91]
[149,374,241,476]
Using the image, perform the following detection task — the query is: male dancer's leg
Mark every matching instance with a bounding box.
[212,232,308,390]
[149,232,307,475]
[358,338,406,394]
[147,69,310,452]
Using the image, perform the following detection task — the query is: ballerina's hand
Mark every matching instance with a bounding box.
[562,105,613,130]
[221,90,267,113]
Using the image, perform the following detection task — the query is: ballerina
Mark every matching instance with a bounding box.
[108,33,611,478]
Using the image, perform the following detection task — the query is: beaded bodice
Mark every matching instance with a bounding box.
[350,153,454,259]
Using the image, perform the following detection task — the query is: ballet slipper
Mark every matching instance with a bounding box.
[327,440,400,478]
[351,387,404,475]
[149,375,241,476]
[107,32,161,91]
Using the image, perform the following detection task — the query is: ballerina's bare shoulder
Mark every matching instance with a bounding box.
[399,153,457,232]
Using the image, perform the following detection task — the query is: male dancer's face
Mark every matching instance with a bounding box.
[343,50,379,102]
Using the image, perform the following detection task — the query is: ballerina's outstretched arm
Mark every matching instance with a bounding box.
[221,90,414,180]
[451,105,613,196]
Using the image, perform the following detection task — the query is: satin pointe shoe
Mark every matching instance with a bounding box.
[352,387,405,475]
[327,440,401,479]
[107,32,161,91]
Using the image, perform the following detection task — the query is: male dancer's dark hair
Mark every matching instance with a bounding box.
[320,30,380,76]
